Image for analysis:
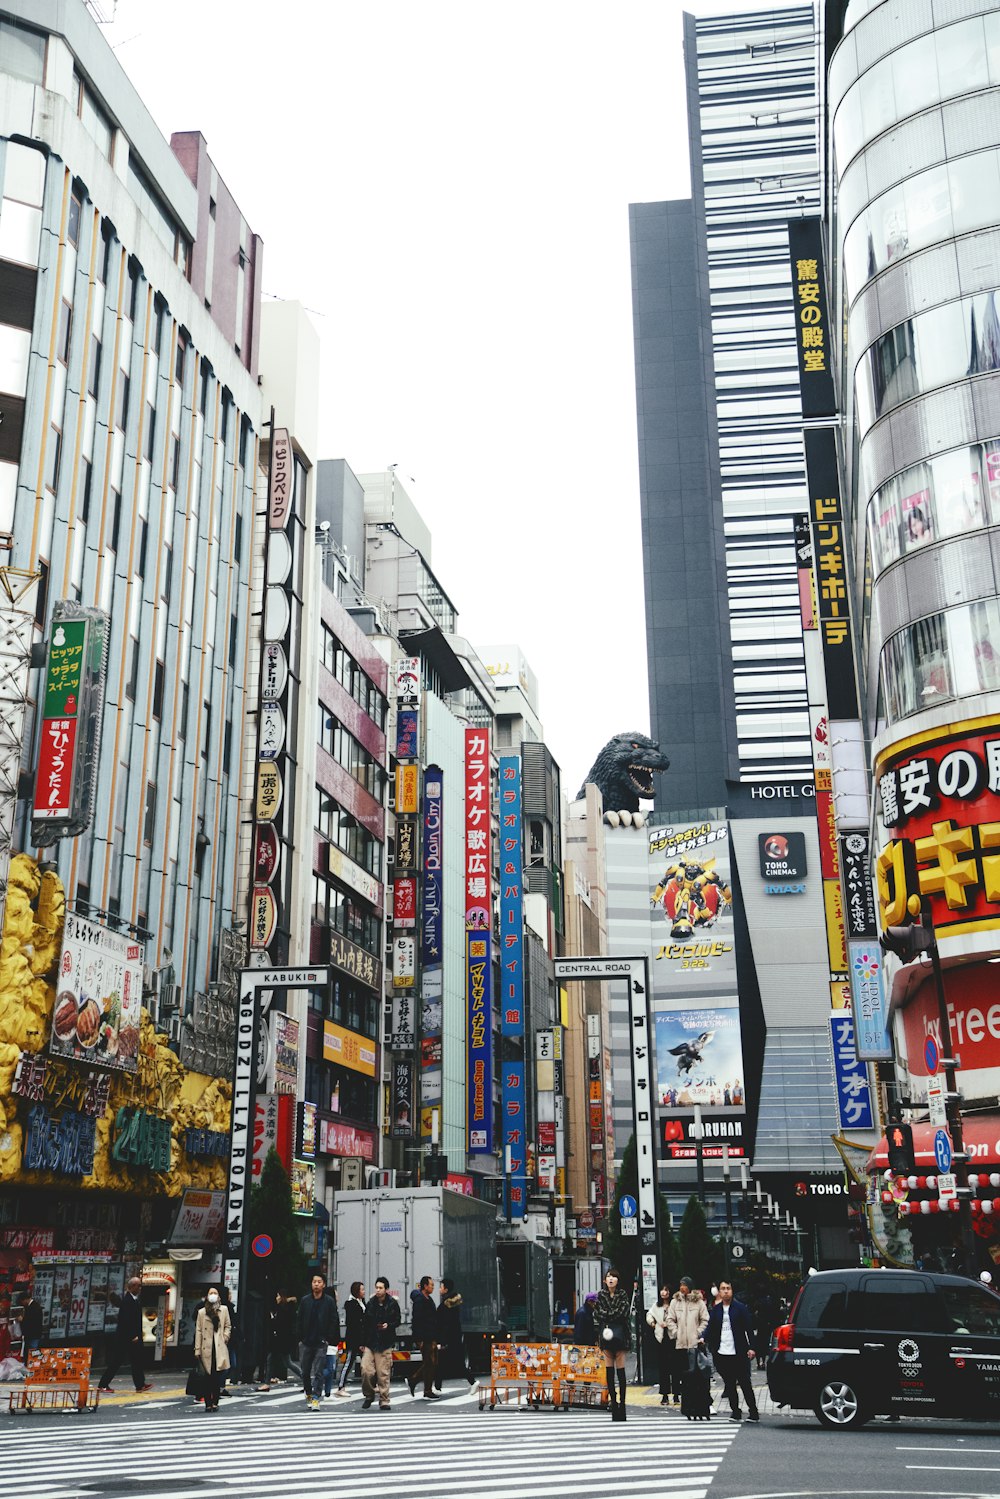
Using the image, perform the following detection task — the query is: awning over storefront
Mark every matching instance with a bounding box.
[869,1115,1000,1171]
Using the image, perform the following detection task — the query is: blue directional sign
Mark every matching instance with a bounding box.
[618,1194,638,1219]
[934,1129,952,1174]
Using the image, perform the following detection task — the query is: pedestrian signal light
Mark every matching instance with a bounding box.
[886,1121,915,1175]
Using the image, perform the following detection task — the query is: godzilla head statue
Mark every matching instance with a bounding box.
[576,731,670,828]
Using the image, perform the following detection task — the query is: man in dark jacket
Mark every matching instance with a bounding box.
[407,1275,440,1399]
[705,1279,759,1422]
[19,1289,43,1354]
[573,1293,598,1346]
[99,1277,152,1393]
[435,1279,473,1387]
[298,1275,340,1409]
[359,1276,401,1409]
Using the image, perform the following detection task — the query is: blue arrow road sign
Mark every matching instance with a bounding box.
[619,1194,638,1219]
[934,1129,952,1174]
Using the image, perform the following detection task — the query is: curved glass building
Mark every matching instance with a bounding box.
[831,0,1000,1257]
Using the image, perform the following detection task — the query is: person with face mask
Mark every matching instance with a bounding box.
[194,1288,232,1413]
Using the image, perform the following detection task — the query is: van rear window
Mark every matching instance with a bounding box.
[797,1280,848,1329]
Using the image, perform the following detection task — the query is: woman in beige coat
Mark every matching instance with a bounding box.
[194,1288,231,1412]
[665,1276,709,1373]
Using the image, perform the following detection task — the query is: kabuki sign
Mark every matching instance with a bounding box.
[876,719,1000,948]
[32,603,110,845]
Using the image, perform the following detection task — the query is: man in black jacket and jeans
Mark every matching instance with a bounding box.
[407,1276,440,1399]
[298,1275,340,1410]
[705,1280,759,1422]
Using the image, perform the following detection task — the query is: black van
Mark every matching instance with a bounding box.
[767,1268,1000,1428]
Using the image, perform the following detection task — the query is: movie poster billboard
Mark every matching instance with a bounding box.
[654,1007,745,1110]
[645,821,737,997]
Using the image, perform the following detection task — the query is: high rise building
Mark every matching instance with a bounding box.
[829,0,1000,1267]
[0,1,264,1010]
[626,6,860,1247]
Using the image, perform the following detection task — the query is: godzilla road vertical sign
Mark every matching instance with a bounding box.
[553,955,659,1309]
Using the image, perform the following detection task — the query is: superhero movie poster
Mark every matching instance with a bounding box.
[646,820,736,991]
[654,1007,745,1110]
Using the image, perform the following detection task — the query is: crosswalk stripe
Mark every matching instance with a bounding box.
[5,1408,737,1499]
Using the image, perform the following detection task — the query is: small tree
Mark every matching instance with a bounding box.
[247,1147,309,1296]
[659,1220,683,1292]
[678,1193,724,1290]
[605,1134,640,1286]
[605,1132,681,1292]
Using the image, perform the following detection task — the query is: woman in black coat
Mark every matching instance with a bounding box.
[594,1268,632,1420]
[336,1282,366,1394]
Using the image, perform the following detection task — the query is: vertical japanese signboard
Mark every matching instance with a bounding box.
[829,1010,875,1131]
[498,755,525,1212]
[787,217,836,419]
[805,427,859,721]
[465,728,492,1153]
[840,830,891,1061]
[420,767,444,1135]
[32,603,110,845]
[251,426,297,966]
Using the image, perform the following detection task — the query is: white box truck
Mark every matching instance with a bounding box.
[332,1187,500,1341]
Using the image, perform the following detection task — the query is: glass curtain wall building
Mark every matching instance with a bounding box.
[830,0,1000,1262]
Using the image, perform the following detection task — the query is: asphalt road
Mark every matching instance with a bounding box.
[708,1417,1000,1498]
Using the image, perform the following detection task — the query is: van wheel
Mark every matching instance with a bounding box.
[815,1379,868,1430]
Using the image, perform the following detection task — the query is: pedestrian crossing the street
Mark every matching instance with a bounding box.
[0,1403,739,1499]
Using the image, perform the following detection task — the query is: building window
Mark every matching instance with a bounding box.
[125,636,139,701]
[43,426,61,494]
[143,781,156,845]
[34,560,48,627]
[57,300,71,364]
[87,334,101,399]
[110,488,122,551]
[152,658,163,719]
[67,193,82,249]
[76,75,114,161]
[0,18,45,85]
[113,373,129,433]
[80,458,92,524]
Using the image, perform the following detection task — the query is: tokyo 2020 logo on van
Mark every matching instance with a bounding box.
[898,1339,920,1364]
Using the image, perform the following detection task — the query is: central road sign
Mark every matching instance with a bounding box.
[924,1035,940,1075]
[934,1128,953,1174]
[619,1195,637,1219]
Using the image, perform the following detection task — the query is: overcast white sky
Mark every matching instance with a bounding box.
[101,0,779,798]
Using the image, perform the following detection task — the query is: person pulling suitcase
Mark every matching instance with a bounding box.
[666,1276,710,1421]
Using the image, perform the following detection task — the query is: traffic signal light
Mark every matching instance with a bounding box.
[886,1121,915,1175]
[880,920,934,961]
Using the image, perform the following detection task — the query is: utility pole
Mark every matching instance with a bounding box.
[881,891,974,1268]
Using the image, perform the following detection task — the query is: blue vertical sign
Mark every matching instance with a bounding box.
[829,1011,875,1132]
[502,1060,527,1218]
[499,755,526,1216]
[498,756,524,1037]
[466,931,493,1152]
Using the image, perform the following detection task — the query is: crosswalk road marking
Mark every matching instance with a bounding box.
[0,1408,738,1499]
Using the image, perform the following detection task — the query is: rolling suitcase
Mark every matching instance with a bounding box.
[680,1367,712,1421]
